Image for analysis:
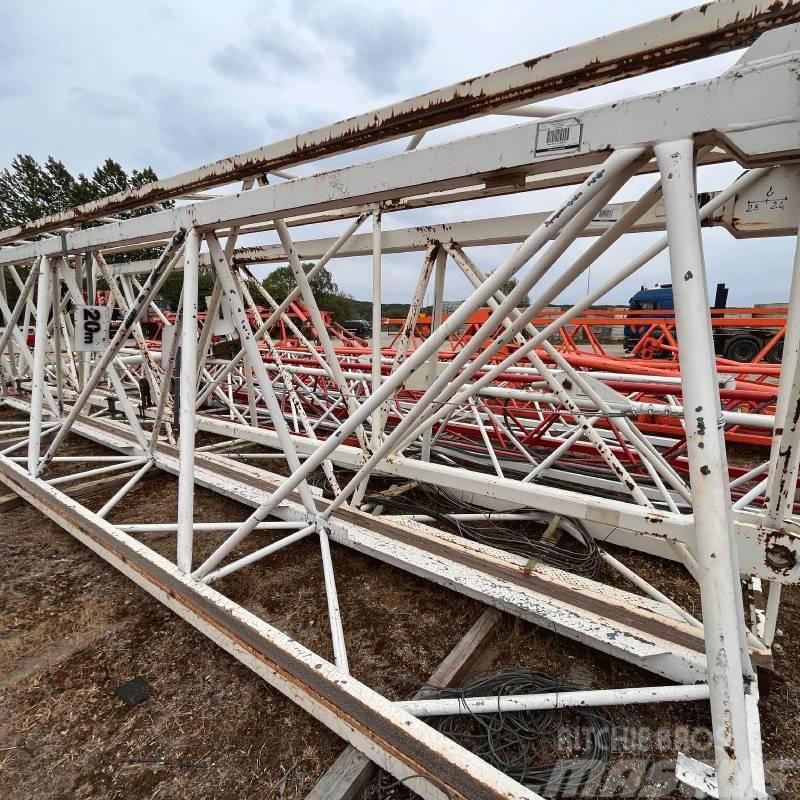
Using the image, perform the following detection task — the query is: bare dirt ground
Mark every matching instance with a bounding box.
[1,418,798,798]
[0,475,486,799]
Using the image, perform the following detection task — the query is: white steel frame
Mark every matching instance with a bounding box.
[3,5,800,798]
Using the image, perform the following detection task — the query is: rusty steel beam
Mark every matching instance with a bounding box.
[4,150,737,268]
[5,47,800,271]
[1,0,798,246]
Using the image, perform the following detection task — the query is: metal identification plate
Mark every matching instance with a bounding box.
[535,117,582,155]
[592,204,624,224]
[74,305,109,352]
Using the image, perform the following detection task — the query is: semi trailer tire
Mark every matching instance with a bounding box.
[723,335,762,363]
[766,340,784,364]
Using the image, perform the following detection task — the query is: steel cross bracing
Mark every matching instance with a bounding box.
[2,7,800,799]
[0,0,798,246]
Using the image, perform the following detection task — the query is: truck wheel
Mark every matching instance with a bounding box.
[724,335,761,363]
[766,341,783,364]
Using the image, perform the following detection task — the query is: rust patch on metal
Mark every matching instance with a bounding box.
[765,540,798,575]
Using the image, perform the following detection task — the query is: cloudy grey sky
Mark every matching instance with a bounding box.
[1,0,795,306]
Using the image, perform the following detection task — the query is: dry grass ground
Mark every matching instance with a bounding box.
[1,416,798,798]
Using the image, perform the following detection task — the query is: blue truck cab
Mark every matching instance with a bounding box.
[621,282,778,362]
[623,285,675,352]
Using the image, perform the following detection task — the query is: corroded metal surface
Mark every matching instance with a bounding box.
[0,1,798,245]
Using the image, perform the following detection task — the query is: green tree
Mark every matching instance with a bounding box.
[263,263,355,322]
[0,155,75,227]
[0,155,170,229]
[143,269,217,313]
[0,154,195,308]
[488,270,530,307]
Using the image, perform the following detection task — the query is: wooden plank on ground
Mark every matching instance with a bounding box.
[0,492,25,511]
[305,607,501,800]
[414,606,501,699]
[305,747,374,800]
[61,469,151,501]
[0,467,157,511]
